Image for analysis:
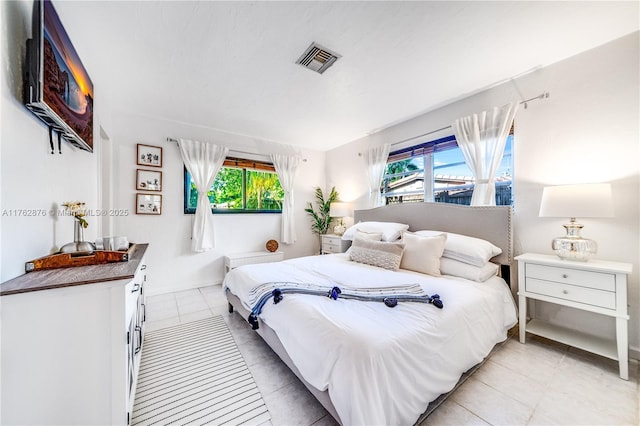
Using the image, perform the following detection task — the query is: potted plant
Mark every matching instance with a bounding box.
[305,186,339,236]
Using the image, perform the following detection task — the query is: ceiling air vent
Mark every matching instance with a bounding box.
[295,42,341,74]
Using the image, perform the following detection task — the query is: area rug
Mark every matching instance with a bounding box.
[132,316,271,426]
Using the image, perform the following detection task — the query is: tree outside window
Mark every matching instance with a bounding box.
[184,160,284,214]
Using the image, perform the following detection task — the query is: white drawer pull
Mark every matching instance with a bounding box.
[563,289,569,294]
[562,274,568,279]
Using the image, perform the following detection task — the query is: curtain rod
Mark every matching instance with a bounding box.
[166,137,307,162]
[383,91,550,148]
[167,137,257,157]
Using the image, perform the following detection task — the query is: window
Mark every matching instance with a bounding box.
[382,134,513,206]
[184,157,284,214]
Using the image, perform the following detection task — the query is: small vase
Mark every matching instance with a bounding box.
[60,219,96,255]
[74,219,84,243]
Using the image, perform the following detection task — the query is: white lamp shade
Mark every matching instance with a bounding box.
[329,202,353,218]
[539,183,614,218]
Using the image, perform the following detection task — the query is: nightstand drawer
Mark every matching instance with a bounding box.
[525,263,615,292]
[322,236,342,245]
[526,278,616,309]
[323,243,342,253]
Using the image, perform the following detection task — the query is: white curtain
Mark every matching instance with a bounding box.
[452,102,518,206]
[271,153,300,244]
[178,139,228,252]
[363,143,391,208]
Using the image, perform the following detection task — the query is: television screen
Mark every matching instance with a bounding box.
[25,0,94,152]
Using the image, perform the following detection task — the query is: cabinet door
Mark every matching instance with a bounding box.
[139,273,146,327]
[127,317,135,398]
[134,294,143,355]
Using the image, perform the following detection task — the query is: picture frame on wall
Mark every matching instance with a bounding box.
[136,169,162,192]
[136,144,162,167]
[136,193,162,215]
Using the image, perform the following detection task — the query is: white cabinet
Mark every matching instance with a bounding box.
[0,244,149,425]
[321,234,351,254]
[224,250,284,275]
[516,253,632,380]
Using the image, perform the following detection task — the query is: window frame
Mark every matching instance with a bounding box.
[382,132,513,206]
[183,157,283,214]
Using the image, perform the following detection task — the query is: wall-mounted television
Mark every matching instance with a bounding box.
[24,0,94,153]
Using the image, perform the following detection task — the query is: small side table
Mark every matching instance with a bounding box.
[224,251,284,275]
[321,234,351,254]
[516,253,632,380]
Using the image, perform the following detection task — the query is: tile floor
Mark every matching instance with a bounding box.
[145,285,639,426]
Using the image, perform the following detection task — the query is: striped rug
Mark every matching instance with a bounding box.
[132,316,271,426]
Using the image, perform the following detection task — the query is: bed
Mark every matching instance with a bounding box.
[224,203,517,425]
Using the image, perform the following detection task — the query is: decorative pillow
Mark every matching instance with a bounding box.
[399,232,447,276]
[349,238,405,271]
[342,221,409,242]
[354,229,383,241]
[415,230,502,267]
[440,257,499,282]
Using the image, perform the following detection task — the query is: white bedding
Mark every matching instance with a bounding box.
[223,253,517,426]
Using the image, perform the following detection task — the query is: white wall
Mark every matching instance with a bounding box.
[513,32,639,356]
[3,0,637,355]
[327,32,640,354]
[0,1,328,295]
[1,0,101,281]
[109,111,326,295]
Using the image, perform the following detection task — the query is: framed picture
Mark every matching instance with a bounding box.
[136,193,162,215]
[137,144,162,167]
[136,169,162,192]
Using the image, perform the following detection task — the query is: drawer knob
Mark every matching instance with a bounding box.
[562,274,568,279]
[562,289,569,294]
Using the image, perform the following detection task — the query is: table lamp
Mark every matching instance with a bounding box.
[329,202,352,236]
[538,183,614,261]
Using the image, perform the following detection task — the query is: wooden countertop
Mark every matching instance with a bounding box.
[0,244,149,296]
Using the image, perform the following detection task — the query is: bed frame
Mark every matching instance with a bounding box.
[226,203,513,424]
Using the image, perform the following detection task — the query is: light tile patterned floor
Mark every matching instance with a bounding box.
[145,285,639,426]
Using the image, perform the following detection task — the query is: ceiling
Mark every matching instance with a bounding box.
[54,1,639,151]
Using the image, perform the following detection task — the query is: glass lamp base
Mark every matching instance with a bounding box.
[333,224,346,236]
[551,237,597,261]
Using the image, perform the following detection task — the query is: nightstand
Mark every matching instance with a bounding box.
[224,251,284,275]
[321,234,351,254]
[516,253,632,380]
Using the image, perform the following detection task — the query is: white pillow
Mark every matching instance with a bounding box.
[415,230,502,267]
[399,232,447,276]
[354,229,383,241]
[345,231,381,255]
[440,257,499,282]
[342,221,409,242]
[349,238,405,271]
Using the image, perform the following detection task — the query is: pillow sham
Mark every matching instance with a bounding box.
[349,238,405,271]
[342,221,409,242]
[399,232,447,276]
[415,230,502,267]
[440,257,499,282]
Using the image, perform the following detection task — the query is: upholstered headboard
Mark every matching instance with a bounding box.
[354,203,513,266]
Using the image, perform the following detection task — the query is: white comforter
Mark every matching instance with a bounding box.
[223,254,517,426]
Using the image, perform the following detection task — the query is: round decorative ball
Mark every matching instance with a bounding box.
[266,239,279,252]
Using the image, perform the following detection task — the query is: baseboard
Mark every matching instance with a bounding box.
[630,346,639,362]
[145,279,223,297]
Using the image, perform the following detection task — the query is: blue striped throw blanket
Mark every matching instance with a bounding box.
[247,282,443,330]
